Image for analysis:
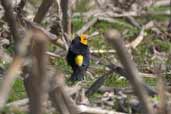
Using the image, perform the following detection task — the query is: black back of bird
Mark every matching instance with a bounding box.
[66,36,90,81]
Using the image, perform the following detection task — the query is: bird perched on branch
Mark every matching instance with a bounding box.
[66,34,90,81]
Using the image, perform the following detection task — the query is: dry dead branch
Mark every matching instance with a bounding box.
[46,51,61,58]
[125,16,141,29]
[0,57,23,109]
[90,49,116,54]
[0,0,32,110]
[49,72,79,114]
[24,20,58,42]
[23,32,49,114]
[53,0,70,50]
[88,31,99,38]
[76,17,98,35]
[127,28,145,49]
[86,63,157,97]
[74,9,171,19]
[1,0,21,53]
[34,0,54,23]
[98,16,118,24]
[105,29,153,114]
[6,98,28,107]
[77,105,127,114]
[60,0,72,36]
[6,98,127,114]
[153,0,170,7]
[86,70,114,97]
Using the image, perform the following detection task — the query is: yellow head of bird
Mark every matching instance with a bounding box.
[80,34,88,45]
[75,55,83,66]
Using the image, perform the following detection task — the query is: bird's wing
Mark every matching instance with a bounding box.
[83,48,90,67]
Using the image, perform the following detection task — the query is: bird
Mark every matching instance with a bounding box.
[66,34,90,81]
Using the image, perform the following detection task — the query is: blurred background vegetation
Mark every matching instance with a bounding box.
[0,0,171,113]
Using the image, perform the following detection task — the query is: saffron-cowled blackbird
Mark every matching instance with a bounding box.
[66,34,90,81]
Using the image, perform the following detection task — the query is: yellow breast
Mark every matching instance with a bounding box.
[75,55,83,66]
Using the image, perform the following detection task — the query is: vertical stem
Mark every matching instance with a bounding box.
[60,0,72,36]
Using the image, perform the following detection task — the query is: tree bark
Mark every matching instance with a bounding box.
[34,0,54,23]
[60,0,72,36]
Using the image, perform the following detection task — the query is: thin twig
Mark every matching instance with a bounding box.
[76,17,98,35]
[127,28,144,49]
[55,0,70,50]
[125,16,141,29]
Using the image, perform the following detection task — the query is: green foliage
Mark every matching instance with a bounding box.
[133,41,152,65]
[146,6,170,21]
[29,0,41,7]
[48,44,58,52]
[53,57,72,74]
[94,20,136,33]
[144,78,157,86]
[153,39,171,52]
[8,79,26,102]
[72,17,85,32]
[75,0,92,12]
[89,92,102,102]
[105,74,128,87]
[148,6,171,12]
[5,44,15,54]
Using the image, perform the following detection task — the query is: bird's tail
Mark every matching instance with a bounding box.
[70,67,84,81]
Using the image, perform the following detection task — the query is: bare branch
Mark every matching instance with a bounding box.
[76,17,98,35]
[78,105,127,114]
[127,28,144,49]
[125,16,141,29]
[1,0,21,54]
[60,0,72,36]
[53,0,70,50]
[34,0,54,23]
[24,36,48,114]
[49,86,71,114]
[74,10,171,19]
[46,51,61,58]
[153,0,170,7]
[49,72,79,114]
[6,98,28,107]
[24,20,58,42]
[0,32,31,110]
[0,57,23,109]
[105,29,153,114]
[0,0,32,110]
[86,70,114,97]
